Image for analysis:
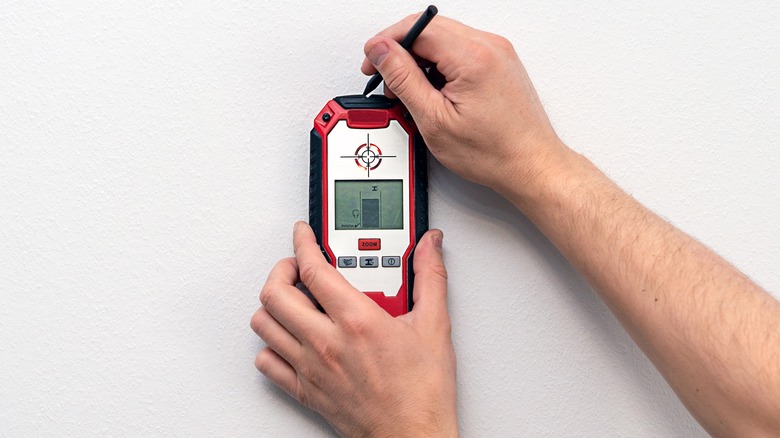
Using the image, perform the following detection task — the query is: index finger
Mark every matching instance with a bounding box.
[292,221,377,318]
[259,258,331,343]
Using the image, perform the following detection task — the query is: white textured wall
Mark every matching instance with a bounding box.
[1,1,777,436]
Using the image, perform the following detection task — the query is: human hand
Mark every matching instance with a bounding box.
[361,13,570,197]
[250,222,457,438]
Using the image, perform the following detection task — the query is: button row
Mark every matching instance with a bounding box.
[338,256,401,268]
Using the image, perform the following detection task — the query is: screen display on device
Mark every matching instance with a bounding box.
[334,180,403,230]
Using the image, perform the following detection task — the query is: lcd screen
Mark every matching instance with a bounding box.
[334,180,403,230]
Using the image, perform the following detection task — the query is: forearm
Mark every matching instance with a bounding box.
[502,145,780,436]
[359,10,778,434]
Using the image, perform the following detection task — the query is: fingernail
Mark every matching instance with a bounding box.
[432,230,444,249]
[294,222,301,232]
[368,42,389,66]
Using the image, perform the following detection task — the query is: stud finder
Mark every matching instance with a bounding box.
[309,95,428,316]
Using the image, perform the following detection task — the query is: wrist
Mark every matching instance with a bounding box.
[499,139,614,223]
[372,423,459,438]
[497,140,625,261]
[493,137,581,209]
[367,409,458,438]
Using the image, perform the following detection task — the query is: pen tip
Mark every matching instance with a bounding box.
[362,83,373,97]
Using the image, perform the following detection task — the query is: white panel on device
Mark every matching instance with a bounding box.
[327,120,410,297]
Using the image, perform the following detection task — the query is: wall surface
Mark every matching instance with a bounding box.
[1,1,778,436]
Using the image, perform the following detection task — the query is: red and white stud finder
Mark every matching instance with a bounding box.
[309,95,428,316]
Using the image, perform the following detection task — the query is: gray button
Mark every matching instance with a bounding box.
[359,256,379,268]
[338,256,357,268]
[382,256,401,267]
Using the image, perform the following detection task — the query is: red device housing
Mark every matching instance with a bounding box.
[309,95,428,316]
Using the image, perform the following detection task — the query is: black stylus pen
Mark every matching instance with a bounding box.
[362,5,438,96]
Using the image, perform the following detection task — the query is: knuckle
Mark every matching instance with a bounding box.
[293,235,306,257]
[429,262,449,282]
[428,316,453,344]
[258,285,270,304]
[249,310,264,334]
[260,258,296,302]
[470,45,495,72]
[298,261,319,288]
[470,34,514,71]
[259,286,278,314]
[251,311,275,341]
[295,322,317,344]
[254,349,271,374]
[267,259,290,282]
[259,285,271,305]
[404,13,420,26]
[312,340,340,366]
[297,359,315,380]
[294,379,309,407]
[383,64,413,97]
[297,358,325,395]
[490,34,515,53]
[278,257,297,271]
[340,313,371,337]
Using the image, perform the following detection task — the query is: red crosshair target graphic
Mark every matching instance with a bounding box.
[340,133,396,177]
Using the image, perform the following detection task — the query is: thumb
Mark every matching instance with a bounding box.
[411,229,449,321]
[364,36,441,118]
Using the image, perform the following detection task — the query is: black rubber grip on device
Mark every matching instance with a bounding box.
[309,128,329,264]
[407,131,429,311]
[334,94,397,109]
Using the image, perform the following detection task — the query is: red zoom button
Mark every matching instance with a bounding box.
[358,238,381,251]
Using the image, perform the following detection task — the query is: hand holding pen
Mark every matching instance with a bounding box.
[362,5,438,96]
